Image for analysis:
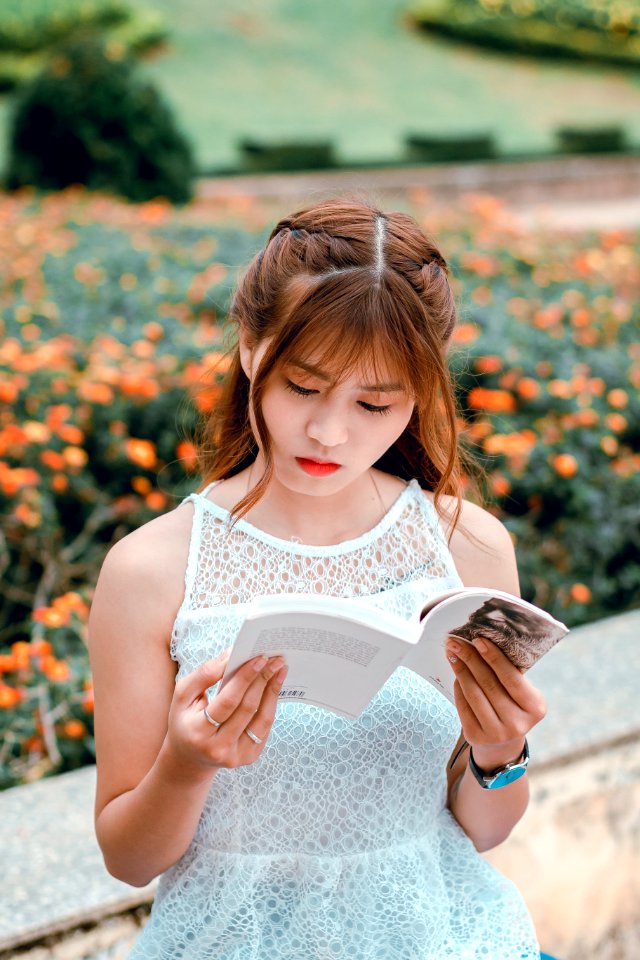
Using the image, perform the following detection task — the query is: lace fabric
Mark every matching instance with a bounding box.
[130,480,539,959]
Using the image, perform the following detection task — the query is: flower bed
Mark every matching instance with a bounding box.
[0,188,638,788]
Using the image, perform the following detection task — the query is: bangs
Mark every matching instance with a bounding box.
[265,270,431,397]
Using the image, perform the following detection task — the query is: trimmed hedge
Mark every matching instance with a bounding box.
[410,0,640,66]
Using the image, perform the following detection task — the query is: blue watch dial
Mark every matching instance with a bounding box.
[486,763,528,789]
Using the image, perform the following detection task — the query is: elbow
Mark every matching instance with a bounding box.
[102,853,158,888]
[472,824,514,853]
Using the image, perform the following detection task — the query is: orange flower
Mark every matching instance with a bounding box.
[11,641,31,670]
[468,388,516,413]
[143,321,164,342]
[132,475,152,495]
[146,490,168,511]
[52,474,69,493]
[0,380,19,403]
[125,438,157,469]
[490,474,511,497]
[58,424,84,444]
[551,453,579,478]
[43,659,70,682]
[63,446,88,469]
[177,440,199,473]
[0,685,23,709]
[77,382,114,405]
[40,450,66,471]
[31,640,53,657]
[570,583,592,604]
[14,502,40,527]
[516,378,540,401]
[548,380,573,400]
[475,356,502,375]
[33,607,70,628]
[62,719,87,739]
[194,385,222,414]
[604,413,627,433]
[451,323,479,345]
[600,436,618,456]
[0,653,17,672]
[607,389,628,409]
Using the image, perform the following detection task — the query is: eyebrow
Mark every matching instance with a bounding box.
[289,359,404,393]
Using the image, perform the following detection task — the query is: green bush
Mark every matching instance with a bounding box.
[410,0,640,66]
[405,132,497,163]
[555,125,627,154]
[0,0,166,91]
[6,38,195,203]
[238,139,336,172]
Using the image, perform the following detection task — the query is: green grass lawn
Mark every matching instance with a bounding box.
[3,0,640,173]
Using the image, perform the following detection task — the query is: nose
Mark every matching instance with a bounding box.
[306,405,348,448]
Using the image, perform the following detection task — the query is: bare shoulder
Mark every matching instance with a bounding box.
[91,501,195,646]
[424,491,520,594]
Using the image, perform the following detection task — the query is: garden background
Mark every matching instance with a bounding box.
[0,0,638,821]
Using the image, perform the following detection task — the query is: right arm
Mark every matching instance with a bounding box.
[88,506,287,887]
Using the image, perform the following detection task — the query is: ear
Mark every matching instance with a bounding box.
[238,327,255,380]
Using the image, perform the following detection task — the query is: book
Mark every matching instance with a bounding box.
[221,588,568,720]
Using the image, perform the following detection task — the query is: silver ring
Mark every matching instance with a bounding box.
[203,706,221,728]
[245,728,263,745]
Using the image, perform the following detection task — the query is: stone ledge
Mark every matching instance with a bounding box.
[1,609,639,953]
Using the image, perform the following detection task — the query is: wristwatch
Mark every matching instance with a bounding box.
[468,739,530,790]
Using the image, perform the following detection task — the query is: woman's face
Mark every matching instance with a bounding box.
[241,337,415,498]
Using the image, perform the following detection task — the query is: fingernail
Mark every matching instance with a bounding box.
[275,666,288,684]
[267,657,285,675]
[475,639,487,653]
[252,656,268,671]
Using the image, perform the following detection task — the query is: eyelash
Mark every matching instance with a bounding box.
[284,379,392,416]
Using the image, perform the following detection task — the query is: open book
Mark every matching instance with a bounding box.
[221,587,568,720]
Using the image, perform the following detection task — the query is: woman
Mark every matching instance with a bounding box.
[89,198,547,958]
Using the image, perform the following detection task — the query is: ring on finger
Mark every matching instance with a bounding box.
[245,728,263,745]
[203,706,222,728]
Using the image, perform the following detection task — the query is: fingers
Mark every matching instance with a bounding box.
[217,658,286,740]
[447,636,546,744]
[175,649,233,705]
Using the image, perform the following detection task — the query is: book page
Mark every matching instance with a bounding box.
[222,611,410,720]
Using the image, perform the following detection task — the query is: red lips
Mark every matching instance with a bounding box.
[295,458,341,477]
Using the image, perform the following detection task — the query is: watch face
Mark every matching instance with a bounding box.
[487,764,528,789]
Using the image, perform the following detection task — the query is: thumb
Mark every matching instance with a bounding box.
[176,649,230,705]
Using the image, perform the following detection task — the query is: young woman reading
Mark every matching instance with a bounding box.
[89,198,547,958]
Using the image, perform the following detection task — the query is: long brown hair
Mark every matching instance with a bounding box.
[197,198,466,525]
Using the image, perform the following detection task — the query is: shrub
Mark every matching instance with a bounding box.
[405,132,497,163]
[238,139,336,172]
[6,38,195,203]
[0,0,166,91]
[555,125,627,154]
[410,0,640,66]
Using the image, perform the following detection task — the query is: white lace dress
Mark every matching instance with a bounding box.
[129,480,540,959]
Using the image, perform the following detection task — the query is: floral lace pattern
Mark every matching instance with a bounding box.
[130,481,539,959]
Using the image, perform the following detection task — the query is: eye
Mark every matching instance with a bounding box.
[285,379,317,397]
[359,401,392,416]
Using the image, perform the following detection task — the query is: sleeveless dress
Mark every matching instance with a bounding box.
[129,479,540,959]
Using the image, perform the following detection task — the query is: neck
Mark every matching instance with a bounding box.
[242,464,391,546]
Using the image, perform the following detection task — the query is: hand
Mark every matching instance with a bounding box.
[446,635,546,768]
[165,650,288,773]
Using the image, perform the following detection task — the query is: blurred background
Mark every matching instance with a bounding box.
[0,3,639,960]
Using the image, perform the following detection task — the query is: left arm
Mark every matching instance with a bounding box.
[440,499,547,852]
